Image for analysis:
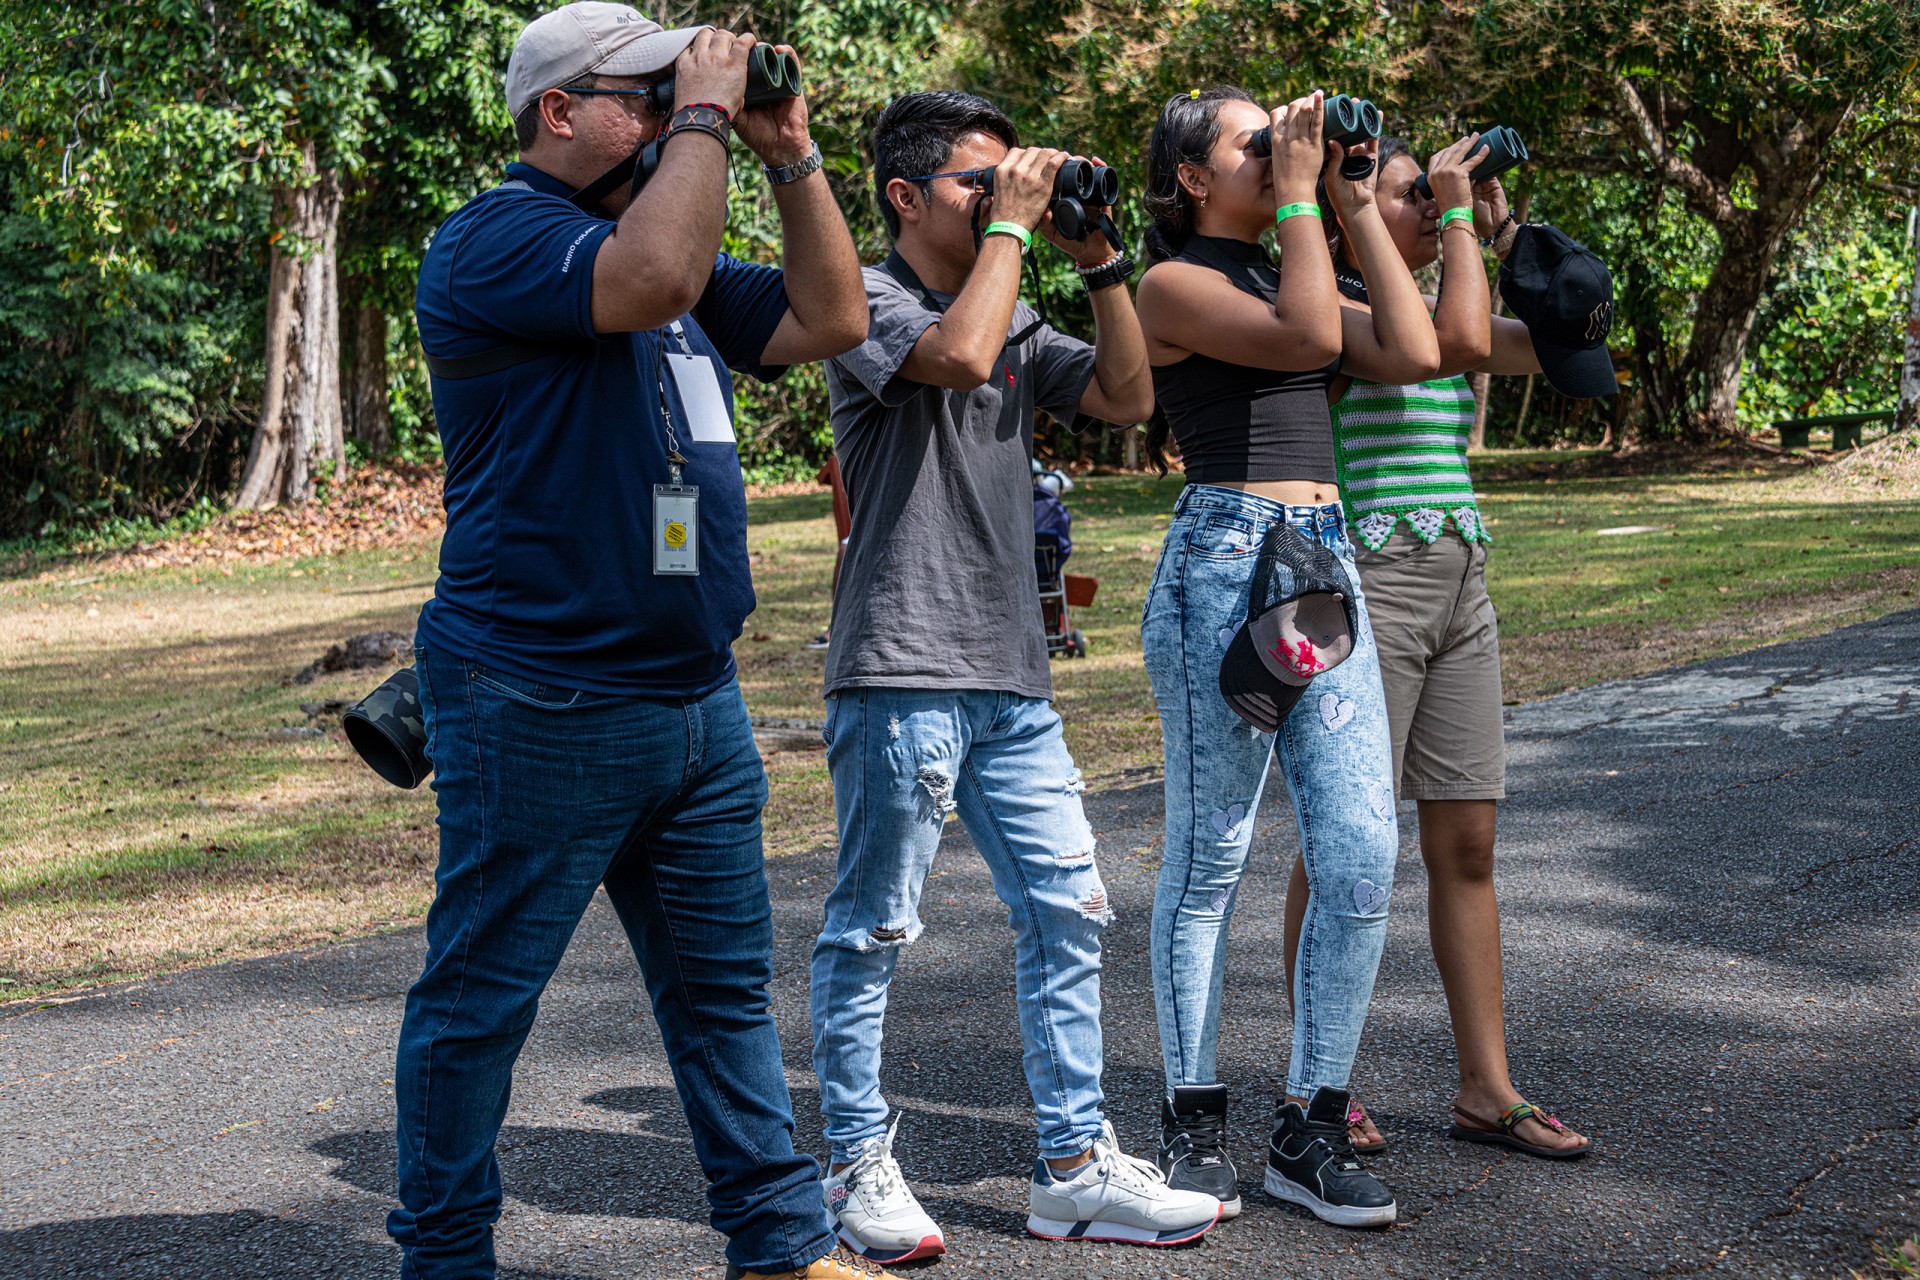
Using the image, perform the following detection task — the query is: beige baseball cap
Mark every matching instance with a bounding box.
[505,2,708,119]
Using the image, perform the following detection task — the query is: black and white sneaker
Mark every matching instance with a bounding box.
[1264,1087,1397,1228]
[1158,1084,1242,1219]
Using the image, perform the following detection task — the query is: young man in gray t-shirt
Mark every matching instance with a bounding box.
[808,91,1220,1263]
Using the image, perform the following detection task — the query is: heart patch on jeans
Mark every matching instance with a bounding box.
[1366,780,1394,823]
[1353,878,1389,915]
[1218,621,1243,651]
[1319,691,1355,732]
[1210,803,1248,842]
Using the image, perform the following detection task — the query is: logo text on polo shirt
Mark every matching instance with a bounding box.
[561,227,595,274]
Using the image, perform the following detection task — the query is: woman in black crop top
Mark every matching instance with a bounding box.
[1131,86,1440,1229]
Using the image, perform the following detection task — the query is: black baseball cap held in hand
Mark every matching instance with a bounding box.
[1499,223,1620,399]
[1218,526,1363,733]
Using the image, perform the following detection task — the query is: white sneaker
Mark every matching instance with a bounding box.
[822,1117,946,1264]
[1026,1120,1223,1246]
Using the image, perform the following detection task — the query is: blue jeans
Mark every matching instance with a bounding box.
[1142,486,1400,1098]
[388,640,834,1279]
[810,690,1109,1161]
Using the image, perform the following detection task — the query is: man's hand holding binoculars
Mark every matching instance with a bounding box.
[667,32,813,170]
[984,147,1070,238]
[1040,154,1123,266]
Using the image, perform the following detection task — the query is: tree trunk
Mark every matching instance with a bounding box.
[1673,213,1788,439]
[233,143,346,509]
[1468,371,1491,449]
[344,279,392,453]
[1900,206,1920,433]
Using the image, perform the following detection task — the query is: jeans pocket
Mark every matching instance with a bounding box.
[469,663,597,710]
[1184,512,1262,562]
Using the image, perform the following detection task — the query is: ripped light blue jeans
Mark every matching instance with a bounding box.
[1143,485,1400,1099]
[810,689,1110,1161]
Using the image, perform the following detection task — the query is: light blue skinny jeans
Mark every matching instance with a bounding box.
[810,689,1110,1161]
[1143,485,1400,1099]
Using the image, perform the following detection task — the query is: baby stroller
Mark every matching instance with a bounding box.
[1033,463,1098,659]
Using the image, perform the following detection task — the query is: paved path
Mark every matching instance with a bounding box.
[5,612,1918,1279]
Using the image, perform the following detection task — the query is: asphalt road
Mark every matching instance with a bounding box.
[5,611,1918,1279]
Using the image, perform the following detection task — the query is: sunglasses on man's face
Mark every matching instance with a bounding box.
[901,168,993,194]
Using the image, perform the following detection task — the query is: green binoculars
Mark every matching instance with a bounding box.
[1414,126,1529,198]
[1248,93,1383,157]
[644,44,801,113]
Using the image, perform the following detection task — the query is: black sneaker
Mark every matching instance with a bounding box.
[1158,1084,1242,1218]
[1263,1087,1397,1227]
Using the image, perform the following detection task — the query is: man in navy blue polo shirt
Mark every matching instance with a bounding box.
[388,6,873,1279]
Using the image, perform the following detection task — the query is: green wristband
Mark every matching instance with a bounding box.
[1275,202,1322,225]
[983,220,1032,252]
[1439,206,1475,231]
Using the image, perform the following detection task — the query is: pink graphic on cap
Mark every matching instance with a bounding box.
[1268,635,1325,678]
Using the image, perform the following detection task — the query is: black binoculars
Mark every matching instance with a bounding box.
[344,666,432,788]
[1244,92,1382,166]
[644,44,801,113]
[975,157,1121,242]
[1413,126,1528,198]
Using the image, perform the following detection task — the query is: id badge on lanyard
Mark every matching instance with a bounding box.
[653,320,712,576]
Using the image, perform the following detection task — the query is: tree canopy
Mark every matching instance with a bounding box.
[0,0,1914,534]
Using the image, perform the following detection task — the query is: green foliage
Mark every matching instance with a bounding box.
[1740,200,1911,426]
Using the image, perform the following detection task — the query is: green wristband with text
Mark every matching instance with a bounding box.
[983,220,1032,252]
[1274,202,1322,225]
[1439,206,1475,231]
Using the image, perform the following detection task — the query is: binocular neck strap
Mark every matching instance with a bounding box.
[963,198,1046,345]
[569,138,662,213]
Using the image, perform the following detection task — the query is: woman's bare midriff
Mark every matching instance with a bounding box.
[1206,478,1343,506]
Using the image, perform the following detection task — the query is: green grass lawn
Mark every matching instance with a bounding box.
[4,448,1917,1000]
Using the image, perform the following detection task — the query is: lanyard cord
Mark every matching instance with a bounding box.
[655,321,695,486]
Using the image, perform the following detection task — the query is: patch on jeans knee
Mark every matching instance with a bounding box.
[1366,779,1394,823]
[1208,882,1239,915]
[917,765,957,813]
[887,714,902,741]
[1210,803,1249,843]
[1353,879,1389,915]
[1318,691,1356,732]
[1063,767,1086,797]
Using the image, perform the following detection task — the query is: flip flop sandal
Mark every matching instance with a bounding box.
[1447,1101,1590,1160]
[1347,1096,1388,1154]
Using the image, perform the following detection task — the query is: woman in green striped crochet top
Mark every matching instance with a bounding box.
[1281,133,1596,1160]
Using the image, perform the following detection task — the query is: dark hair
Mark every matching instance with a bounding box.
[1140,86,1257,474]
[870,91,1019,238]
[513,72,601,151]
[1319,133,1415,265]
[1141,87,1256,266]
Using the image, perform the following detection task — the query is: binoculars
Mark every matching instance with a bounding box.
[644,44,801,113]
[1413,126,1528,198]
[344,666,432,788]
[1249,93,1383,158]
[976,157,1121,242]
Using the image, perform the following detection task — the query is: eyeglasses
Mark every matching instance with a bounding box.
[560,86,660,108]
[900,168,991,192]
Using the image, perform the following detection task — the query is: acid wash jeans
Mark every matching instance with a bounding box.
[810,689,1110,1162]
[388,640,834,1280]
[1142,485,1400,1100]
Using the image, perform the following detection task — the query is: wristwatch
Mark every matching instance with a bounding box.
[1076,253,1136,292]
[763,140,823,186]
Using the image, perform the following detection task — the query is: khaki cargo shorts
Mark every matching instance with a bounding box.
[1352,528,1506,801]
